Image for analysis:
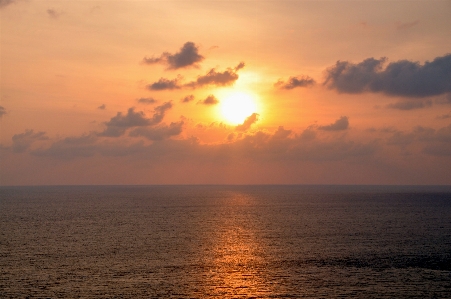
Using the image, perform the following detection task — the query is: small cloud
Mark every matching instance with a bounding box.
[181,95,194,103]
[185,62,244,88]
[274,75,316,90]
[0,106,6,118]
[138,97,157,104]
[234,62,245,71]
[396,20,419,30]
[147,77,182,91]
[47,9,61,19]
[236,113,259,131]
[97,104,106,110]
[319,116,349,131]
[198,95,219,105]
[142,42,204,70]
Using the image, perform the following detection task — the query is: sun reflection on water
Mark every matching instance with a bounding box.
[204,191,275,297]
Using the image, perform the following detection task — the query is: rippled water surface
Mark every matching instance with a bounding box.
[1,185,451,298]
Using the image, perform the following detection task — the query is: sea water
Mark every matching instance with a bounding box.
[1,185,450,298]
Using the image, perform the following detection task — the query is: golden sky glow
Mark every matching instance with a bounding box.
[1,0,451,185]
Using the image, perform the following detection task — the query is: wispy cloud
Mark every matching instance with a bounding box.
[274,76,315,90]
[0,106,6,118]
[137,97,157,104]
[47,9,61,19]
[146,77,182,91]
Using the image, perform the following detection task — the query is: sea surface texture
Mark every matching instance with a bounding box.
[1,185,451,298]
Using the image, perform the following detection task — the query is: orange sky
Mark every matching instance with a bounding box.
[1,0,451,185]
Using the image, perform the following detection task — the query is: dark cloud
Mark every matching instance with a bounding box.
[318,116,349,131]
[386,99,432,110]
[12,130,48,153]
[150,102,173,124]
[181,95,194,103]
[386,124,451,156]
[299,127,317,141]
[138,97,157,104]
[142,42,204,70]
[98,102,172,137]
[272,126,292,140]
[47,9,61,19]
[236,113,259,131]
[147,77,181,91]
[97,104,106,110]
[185,62,244,88]
[26,123,379,164]
[325,54,451,98]
[129,121,184,141]
[0,106,6,118]
[274,76,316,90]
[198,95,219,105]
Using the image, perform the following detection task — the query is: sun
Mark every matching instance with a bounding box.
[219,91,258,125]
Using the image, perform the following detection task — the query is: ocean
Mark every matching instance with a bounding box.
[1,185,450,298]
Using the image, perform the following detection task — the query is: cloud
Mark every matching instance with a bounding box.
[142,42,204,70]
[146,77,182,91]
[274,76,316,90]
[0,0,17,9]
[396,20,419,30]
[386,100,432,110]
[0,106,6,118]
[97,104,106,110]
[47,9,61,19]
[325,54,451,98]
[12,130,48,153]
[138,97,157,104]
[185,62,244,88]
[386,124,451,156]
[22,121,380,168]
[181,94,194,103]
[98,102,172,137]
[150,102,173,124]
[437,113,451,120]
[129,121,184,141]
[318,116,349,131]
[198,95,219,105]
[236,113,259,131]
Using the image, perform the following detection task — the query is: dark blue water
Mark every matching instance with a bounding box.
[1,185,451,298]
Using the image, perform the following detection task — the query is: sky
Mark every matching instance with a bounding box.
[1,0,451,185]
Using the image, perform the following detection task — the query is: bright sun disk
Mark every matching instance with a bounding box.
[219,91,258,125]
